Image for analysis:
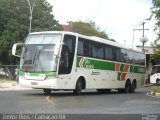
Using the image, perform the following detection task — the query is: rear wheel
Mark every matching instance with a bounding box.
[73,78,82,95]
[130,80,136,93]
[43,89,52,95]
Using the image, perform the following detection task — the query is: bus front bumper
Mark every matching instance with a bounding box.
[19,77,58,89]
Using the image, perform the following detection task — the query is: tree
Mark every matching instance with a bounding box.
[0,0,62,79]
[69,20,115,41]
[150,0,160,64]
[150,43,160,64]
[152,0,160,39]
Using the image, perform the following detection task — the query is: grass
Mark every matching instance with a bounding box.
[150,86,160,93]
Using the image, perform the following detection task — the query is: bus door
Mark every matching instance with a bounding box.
[58,35,76,75]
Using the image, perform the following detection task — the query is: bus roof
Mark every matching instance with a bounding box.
[29,31,143,53]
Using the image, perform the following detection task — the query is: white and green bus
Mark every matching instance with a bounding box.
[12,31,146,94]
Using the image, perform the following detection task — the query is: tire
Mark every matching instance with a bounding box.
[97,89,111,93]
[118,80,131,93]
[73,78,82,95]
[43,89,52,95]
[125,80,131,93]
[130,81,136,93]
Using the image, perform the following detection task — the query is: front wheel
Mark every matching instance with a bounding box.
[73,78,82,95]
[124,80,131,93]
[118,80,131,93]
[43,89,52,95]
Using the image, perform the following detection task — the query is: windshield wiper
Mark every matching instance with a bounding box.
[34,50,46,74]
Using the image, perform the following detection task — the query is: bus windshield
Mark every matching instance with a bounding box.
[20,44,58,72]
[20,34,62,73]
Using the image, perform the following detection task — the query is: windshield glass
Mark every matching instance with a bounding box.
[20,44,58,72]
[26,34,61,44]
[20,34,62,72]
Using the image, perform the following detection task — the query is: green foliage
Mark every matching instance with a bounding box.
[0,0,62,79]
[69,20,113,41]
[152,0,160,37]
[150,86,160,93]
[150,0,160,64]
[150,44,160,63]
[0,0,62,65]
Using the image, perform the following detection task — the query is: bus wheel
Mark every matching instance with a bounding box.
[73,78,82,95]
[130,80,136,93]
[125,80,131,93]
[43,89,52,95]
[118,80,131,93]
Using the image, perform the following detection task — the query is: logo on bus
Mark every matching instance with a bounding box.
[79,57,94,69]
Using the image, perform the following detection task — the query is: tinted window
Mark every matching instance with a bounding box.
[139,53,145,65]
[77,38,91,57]
[127,51,134,64]
[120,49,126,62]
[77,40,83,55]
[77,37,145,65]
[104,45,115,60]
[115,48,121,62]
[92,43,104,59]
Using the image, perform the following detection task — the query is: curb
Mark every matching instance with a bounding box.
[0,82,32,91]
[146,92,160,99]
[145,84,154,87]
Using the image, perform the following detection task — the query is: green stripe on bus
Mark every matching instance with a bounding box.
[77,56,145,74]
[18,70,57,77]
[130,65,134,73]
[19,70,25,75]
[77,56,115,71]
[47,72,57,76]
[120,64,124,72]
[117,72,121,80]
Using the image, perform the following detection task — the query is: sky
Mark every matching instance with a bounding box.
[47,0,156,49]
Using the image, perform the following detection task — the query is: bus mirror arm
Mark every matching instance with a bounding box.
[59,42,64,45]
[12,43,23,57]
[54,54,61,58]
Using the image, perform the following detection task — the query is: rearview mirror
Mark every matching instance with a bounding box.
[12,43,23,57]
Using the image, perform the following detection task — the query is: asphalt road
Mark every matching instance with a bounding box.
[0,87,160,120]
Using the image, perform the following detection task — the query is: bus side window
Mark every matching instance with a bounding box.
[105,46,114,60]
[92,43,104,59]
[77,40,83,56]
[83,41,90,57]
[115,48,121,62]
[78,37,91,57]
